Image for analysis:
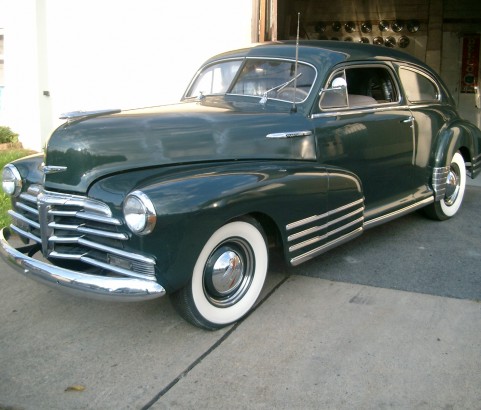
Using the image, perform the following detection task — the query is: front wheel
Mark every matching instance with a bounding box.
[171,219,268,330]
[424,152,466,220]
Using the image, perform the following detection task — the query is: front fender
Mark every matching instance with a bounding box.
[90,161,329,291]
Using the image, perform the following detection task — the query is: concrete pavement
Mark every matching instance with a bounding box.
[1,186,480,410]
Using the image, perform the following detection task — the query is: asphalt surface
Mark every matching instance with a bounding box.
[1,184,480,410]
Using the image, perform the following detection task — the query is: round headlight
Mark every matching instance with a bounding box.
[123,190,156,235]
[2,164,22,197]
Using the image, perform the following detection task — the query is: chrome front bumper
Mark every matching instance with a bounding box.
[0,227,166,301]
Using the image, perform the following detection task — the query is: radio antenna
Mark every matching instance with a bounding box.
[292,12,300,113]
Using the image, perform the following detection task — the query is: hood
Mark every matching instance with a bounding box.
[44,97,315,193]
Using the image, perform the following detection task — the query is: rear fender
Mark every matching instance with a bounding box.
[432,120,481,200]
[434,120,481,176]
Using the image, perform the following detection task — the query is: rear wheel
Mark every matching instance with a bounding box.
[171,219,268,330]
[424,152,466,220]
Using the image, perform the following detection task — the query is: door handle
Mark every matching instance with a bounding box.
[401,116,414,123]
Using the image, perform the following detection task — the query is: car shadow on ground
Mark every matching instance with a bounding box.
[283,186,481,301]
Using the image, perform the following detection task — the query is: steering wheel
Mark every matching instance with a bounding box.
[276,87,309,102]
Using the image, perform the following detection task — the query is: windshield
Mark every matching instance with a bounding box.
[185,58,316,103]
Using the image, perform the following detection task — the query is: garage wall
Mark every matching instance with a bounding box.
[277,0,481,107]
[1,0,254,151]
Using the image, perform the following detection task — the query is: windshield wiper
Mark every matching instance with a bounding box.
[259,73,303,105]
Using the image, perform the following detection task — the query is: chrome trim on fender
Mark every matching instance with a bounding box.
[471,153,481,175]
[290,227,363,266]
[364,197,434,229]
[286,198,364,230]
[0,227,165,301]
[42,165,68,175]
[432,166,449,201]
[289,216,364,252]
[59,109,121,123]
[266,130,312,139]
[287,199,365,266]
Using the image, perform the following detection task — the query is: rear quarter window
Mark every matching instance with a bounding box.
[399,67,440,103]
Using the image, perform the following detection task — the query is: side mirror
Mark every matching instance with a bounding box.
[319,77,348,109]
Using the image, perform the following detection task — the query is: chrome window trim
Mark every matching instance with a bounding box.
[185,56,318,104]
[183,57,244,99]
[398,65,442,104]
[311,104,413,119]
[229,57,318,103]
[318,62,402,113]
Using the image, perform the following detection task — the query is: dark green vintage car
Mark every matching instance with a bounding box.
[2,41,481,329]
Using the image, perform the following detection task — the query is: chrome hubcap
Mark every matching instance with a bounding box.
[203,240,255,308]
[211,251,244,295]
[445,165,460,206]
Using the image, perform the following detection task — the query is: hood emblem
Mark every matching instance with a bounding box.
[42,165,68,175]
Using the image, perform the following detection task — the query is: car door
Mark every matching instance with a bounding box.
[312,64,418,219]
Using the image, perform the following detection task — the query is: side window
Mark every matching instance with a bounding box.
[399,67,439,103]
[319,65,398,111]
[345,66,397,106]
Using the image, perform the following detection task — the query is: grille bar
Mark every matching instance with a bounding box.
[48,222,128,240]
[10,186,157,280]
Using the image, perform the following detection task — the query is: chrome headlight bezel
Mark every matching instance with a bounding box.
[123,190,157,235]
[2,164,23,197]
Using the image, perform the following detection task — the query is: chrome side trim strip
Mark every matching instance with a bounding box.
[289,216,364,252]
[42,165,68,175]
[0,228,164,302]
[286,198,364,231]
[266,130,312,139]
[364,197,434,229]
[290,227,363,266]
[288,207,363,242]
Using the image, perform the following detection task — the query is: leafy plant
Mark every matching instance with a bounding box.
[0,148,37,227]
[0,126,19,144]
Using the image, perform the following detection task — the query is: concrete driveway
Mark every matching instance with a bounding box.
[1,186,480,410]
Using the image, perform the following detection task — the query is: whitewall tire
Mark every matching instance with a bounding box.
[171,219,268,330]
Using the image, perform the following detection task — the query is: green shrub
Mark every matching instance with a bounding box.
[0,148,36,227]
[0,126,19,144]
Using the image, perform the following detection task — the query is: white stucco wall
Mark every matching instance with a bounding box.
[0,0,254,151]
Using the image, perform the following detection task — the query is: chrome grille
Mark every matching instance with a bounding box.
[8,185,156,280]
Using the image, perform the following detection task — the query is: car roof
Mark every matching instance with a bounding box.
[204,40,432,76]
